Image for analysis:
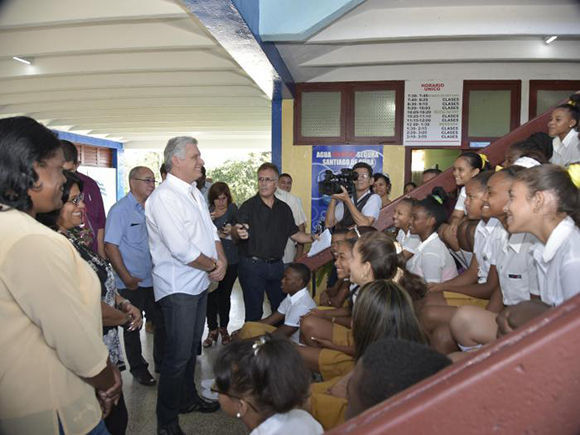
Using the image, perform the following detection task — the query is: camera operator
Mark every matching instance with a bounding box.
[324,162,381,230]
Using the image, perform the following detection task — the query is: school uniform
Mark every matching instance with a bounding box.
[396,228,421,255]
[473,218,503,283]
[491,232,540,306]
[251,409,323,435]
[550,129,580,167]
[454,186,467,213]
[532,217,580,306]
[407,233,458,283]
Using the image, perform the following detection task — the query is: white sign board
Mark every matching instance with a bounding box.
[404,80,463,147]
[78,166,117,215]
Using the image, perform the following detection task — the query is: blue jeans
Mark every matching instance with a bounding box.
[238,257,284,321]
[156,291,207,426]
[59,418,109,435]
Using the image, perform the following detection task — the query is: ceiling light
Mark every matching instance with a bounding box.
[12,56,32,65]
[544,36,558,45]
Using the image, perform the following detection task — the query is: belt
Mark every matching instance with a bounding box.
[249,256,281,264]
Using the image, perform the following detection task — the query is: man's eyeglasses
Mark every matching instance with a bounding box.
[133,178,157,185]
[68,193,84,206]
[258,177,277,184]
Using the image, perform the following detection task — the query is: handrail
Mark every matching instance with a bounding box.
[330,292,580,434]
[299,104,553,271]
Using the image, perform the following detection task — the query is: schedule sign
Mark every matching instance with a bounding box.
[404,80,462,147]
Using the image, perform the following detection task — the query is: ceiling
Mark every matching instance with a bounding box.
[0,0,271,152]
[0,0,578,155]
[272,0,580,83]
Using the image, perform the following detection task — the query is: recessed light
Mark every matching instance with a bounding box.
[12,56,32,65]
[544,36,558,45]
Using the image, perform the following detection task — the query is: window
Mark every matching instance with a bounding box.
[462,80,521,148]
[73,143,113,168]
[529,80,580,119]
[294,81,404,145]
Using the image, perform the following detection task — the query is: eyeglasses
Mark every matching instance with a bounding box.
[209,386,259,413]
[357,173,370,179]
[68,193,84,206]
[133,178,157,185]
[258,177,277,184]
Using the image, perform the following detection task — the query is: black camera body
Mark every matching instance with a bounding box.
[318,168,358,196]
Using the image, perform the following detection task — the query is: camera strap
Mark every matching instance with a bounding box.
[336,191,372,230]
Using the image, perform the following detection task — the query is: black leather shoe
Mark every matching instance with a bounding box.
[179,396,220,414]
[133,369,156,386]
[157,422,185,435]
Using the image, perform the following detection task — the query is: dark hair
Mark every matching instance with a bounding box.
[286,263,311,287]
[398,197,417,208]
[208,181,233,205]
[457,151,492,171]
[423,168,442,176]
[373,173,391,194]
[468,170,494,191]
[515,164,580,226]
[160,163,167,176]
[60,139,79,165]
[404,181,417,191]
[352,280,426,360]
[506,139,550,165]
[258,162,280,177]
[355,338,451,412]
[415,187,449,231]
[213,334,310,418]
[279,173,292,181]
[353,162,373,177]
[526,132,553,161]
[555,94,580,130]
[0,116,62,212]
[355,232,427,301]
[36,170,84,230]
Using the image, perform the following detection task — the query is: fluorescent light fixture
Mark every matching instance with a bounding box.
[12,56,32,65]
[544,35,558,45]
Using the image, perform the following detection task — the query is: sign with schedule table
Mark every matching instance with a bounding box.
[404,80,463,147]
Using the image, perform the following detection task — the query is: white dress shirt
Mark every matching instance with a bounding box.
[407,233,458,283]
[145,173,219,301]
[473,218,502,283]
[490,232,540,306]
[454,186,467,213]
[275,188,307,263]
[277,288,317,343]
[250,409,323,435]
[532,217,580,307]
[550,129,580,167]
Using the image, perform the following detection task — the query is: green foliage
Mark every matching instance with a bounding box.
[120,150,164,194]
[208,152,271,204]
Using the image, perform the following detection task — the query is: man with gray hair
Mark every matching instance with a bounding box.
[146,137,225,435]
[105,166,160,387]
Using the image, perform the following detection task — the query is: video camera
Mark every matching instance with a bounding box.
[318,168,358,196]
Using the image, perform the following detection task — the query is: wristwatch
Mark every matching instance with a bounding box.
[208,261,218,273]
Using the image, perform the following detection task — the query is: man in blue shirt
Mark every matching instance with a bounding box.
[105,166,160,386]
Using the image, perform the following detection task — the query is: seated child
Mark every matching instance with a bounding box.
[450,167,540,352]
[393,197,421,262]
[213,334,323,434]
[235,263,316,343]
[345,338,451,421]
[308,280,426,430]
[318,229,351,308]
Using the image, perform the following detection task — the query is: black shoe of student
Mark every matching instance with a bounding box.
[157,422,185,435]
[133,369,156,386]
[179,396,220,414]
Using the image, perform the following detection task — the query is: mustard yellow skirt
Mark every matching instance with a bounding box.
[310,377,348,430]
[318,349,354,381]
[332,323,354,347]
[443,291,488,308]
[237,322,276,340]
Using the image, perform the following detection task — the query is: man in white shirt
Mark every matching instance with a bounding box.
[145,136,226,435]
[275,186,307,263]
[324,162,381,230]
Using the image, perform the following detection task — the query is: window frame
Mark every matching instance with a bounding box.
[461,80,521,148]
[528,80,580,120]
[294,81,404,145]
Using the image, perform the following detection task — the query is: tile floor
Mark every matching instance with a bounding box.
[121,281,272,434]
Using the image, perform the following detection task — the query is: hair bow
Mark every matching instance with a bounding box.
[478,153,489,169]
[252,336,267,356]
[568,163,580,188]
[432,194,443,205]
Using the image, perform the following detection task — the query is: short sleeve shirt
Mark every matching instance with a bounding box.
[334,190,382,223]
[237,194,298,260]
[105,192,153,288]
[407,233,458,283]
[76,171,106,252]
[550,129,580,167]
[532,217,580,306]
[396,228,421,255]
[277,288,317,343]
[454,186,467,213]
[473,218,502,283]
[275,189,307,263]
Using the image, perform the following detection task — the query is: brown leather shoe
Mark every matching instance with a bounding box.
[202,329,219,348]
[219,327,231,345]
